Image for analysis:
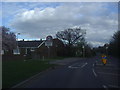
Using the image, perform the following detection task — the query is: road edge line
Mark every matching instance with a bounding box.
[93,63,94,67]
[11,67,54,88]
[103,85,108,89]
[92,68,97,77]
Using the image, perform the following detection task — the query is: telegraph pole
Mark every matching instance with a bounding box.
[16,33,20,53]
[106,46,108,55]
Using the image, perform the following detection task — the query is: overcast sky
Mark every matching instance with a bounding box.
[1,2,118,47]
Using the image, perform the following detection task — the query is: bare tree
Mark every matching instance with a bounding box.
[56,27,86,47]
[1,26,17,54]
[56,27,86,56]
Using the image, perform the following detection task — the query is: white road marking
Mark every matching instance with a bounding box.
[103,85,108,89]
[68,62,87,69]
[81,62,88,68]
[93,64,94,67]
[68,66,79,68]
[92,69,97,77]
[98,72,120,76]
[68,63,79,68]
[68,66,71,68]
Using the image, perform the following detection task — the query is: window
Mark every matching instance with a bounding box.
[1,50,4,55]
[31,48,35,52]
[13,48,20,54]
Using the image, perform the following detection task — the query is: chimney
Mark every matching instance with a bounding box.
[40,39,42,42]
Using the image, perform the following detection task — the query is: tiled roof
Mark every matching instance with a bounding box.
[18,40,43,47]
[18,38,64,48]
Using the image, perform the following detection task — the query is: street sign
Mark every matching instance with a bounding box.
[45,35,53,47]
[45,41,53,47]
[102,54,107,65]
[45,35,53,59]
[46,35,52,41]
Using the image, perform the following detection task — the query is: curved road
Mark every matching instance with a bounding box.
[14,56,120,88]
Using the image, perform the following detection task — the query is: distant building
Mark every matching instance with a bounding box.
[36,38,65,59]
[3,38,65,59]
[17,40,43,55]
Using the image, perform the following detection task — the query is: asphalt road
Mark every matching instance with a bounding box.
[14,56,120,88]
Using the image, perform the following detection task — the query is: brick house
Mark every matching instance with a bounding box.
[16,38,65,59]
[36,38,65,59]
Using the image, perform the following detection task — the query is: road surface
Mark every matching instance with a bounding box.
[13,56,120,88]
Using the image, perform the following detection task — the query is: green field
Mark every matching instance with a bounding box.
[2,59,56,88]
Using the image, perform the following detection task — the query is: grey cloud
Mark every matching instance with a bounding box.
[9,2,118,47]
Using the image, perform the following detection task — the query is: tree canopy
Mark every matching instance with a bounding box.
[108,30,120,58]
[56,27,86,47]
[1,26,17,52]
[56,27,87,56]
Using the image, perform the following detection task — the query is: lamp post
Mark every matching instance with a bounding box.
[16,33,20,53]
[105,44,108,55]
[106,46,108,55]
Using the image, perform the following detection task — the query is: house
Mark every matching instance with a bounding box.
[2,39,44,60]
[36,38,65,59]
[16,40,43,55]
[13,38,65,59]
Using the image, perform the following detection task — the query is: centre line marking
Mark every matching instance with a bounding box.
[92,69,97,77]
[103,85,108,89]
[93,64,94,67]
[68,62,87,69]
[68,66,79,68]
[81,62,88,68]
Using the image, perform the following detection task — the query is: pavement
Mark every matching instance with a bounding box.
[11,56,120,88]
[49,57,86,65]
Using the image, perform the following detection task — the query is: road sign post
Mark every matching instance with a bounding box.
[45,36,53,63]
[102,54,107,65]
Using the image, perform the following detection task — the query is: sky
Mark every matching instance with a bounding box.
[1,2,118,47]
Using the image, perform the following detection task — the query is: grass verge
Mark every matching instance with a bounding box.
[2,60,55,88]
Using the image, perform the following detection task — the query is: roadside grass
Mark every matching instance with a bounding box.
[2,59,56,88]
